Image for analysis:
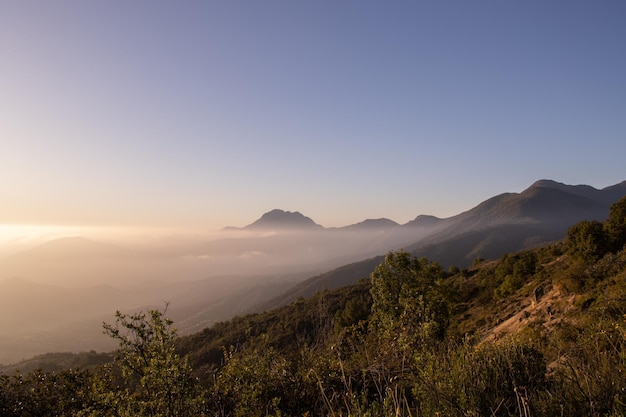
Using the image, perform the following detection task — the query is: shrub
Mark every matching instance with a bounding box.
[605,196,626,252]
[413,338,546,417]
[567,220,609,262]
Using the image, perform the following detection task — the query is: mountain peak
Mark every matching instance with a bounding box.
[245,209,322,230]
[525,179,604,203]
[404,214,443,227]
[529,179,565,189]
[528,179,596,192]
[341,218,399,231]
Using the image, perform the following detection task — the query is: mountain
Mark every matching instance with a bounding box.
[260,179,626,309]
[416,180,626,262]
[5,226,626,416]
[3,179,625,364]
[198,211,437,277]
[530,179,626,205]
[260,256,385,310]
[243,209,323,230]
[338,218,399,231]
[409,179,623,250]
[406,224,562,267]
[404,214,444,227]
[184,236,626,416]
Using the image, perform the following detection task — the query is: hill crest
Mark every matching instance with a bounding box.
[244,209,323,230]
[338,218,399,231]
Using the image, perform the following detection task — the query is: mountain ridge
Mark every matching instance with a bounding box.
[2,178,626,363]
[235,179,625,231]
[336,218,399,231]
[243,209,323,230]
[258,179,626,310]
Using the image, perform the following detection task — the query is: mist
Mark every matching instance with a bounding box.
[0,223,439,364]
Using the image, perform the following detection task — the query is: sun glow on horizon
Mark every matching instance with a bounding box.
[0,224,181,256]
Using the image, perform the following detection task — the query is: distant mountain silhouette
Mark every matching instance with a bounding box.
[529,179,626,206]
[260,179,626,309]
[244,209,323,230]
[232,179,626,288]
[400,179,626,266]
[338,218,399,231]
[404,215,444,228]
[414,179,621,245]
[237,180,626,233]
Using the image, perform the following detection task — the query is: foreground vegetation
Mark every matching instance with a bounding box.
[2,197,626,416]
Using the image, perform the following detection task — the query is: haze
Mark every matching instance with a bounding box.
[0,219,441,364]
[1,2,626,364]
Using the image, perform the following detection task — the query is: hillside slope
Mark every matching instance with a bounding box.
[3,196,626,416]
[258,180,626,309]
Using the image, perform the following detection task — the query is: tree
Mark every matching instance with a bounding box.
[91,307,204,416]
[494,252,538,299]
[212,345,297,417]
[566,220,608,262]
[0,368,95,417]
[605,196,626,252]
[369,251,450,350]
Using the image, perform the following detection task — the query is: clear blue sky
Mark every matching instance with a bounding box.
[1,1,625,229]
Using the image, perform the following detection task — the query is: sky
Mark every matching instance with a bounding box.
[1,1,625,230]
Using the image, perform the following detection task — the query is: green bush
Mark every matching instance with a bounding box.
[414,338,546,417]
[494,274,522,300]
[567,220,610,262]
[370,251,451,351]
[543,317,626,417]
[605,196,626,252]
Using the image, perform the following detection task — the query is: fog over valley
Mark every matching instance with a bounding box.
[3,3,626,413]
[0,218,441,287]
[2,179,626,365]
[0,213,441,364]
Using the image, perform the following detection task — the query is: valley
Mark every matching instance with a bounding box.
[1,179,625,365]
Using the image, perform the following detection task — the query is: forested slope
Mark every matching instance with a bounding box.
[1,196,626,416]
